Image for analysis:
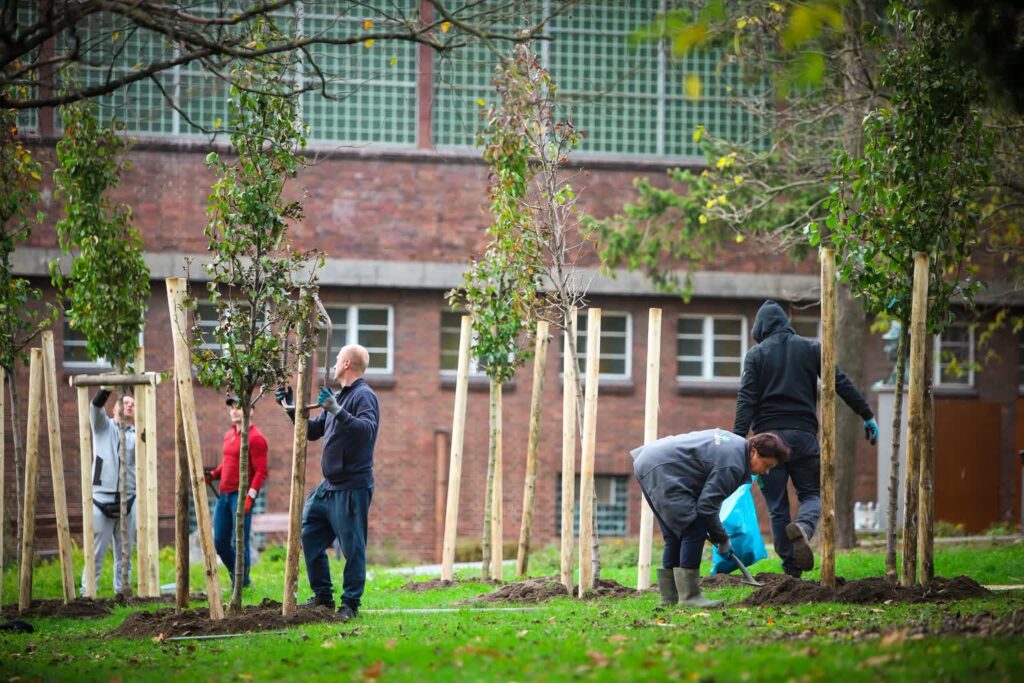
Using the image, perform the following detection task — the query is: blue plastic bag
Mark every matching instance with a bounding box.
[709,477,767,575]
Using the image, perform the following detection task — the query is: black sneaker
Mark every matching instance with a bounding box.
[337,604,358,621]
[786,523,814,571]
[300,595,335,610]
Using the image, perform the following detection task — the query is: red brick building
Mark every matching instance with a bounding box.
[5,2,1022,563]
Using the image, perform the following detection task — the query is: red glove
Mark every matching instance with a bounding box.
[244,494,254,515]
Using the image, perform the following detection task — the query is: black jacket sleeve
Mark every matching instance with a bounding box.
[835,365,874,420]
[733,351,759,436]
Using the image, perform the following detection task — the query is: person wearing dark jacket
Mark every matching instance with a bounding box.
[733,300,880,577]
[277,344,380,621]
[632,429,790,607]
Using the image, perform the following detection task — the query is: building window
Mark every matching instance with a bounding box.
[322,306,394,375]
[555,474,629,537]
[934,321,974,387]
[193,301,264,357]
[561,311,632,380]
[439,311,486,377]
[676,315,747,381]
[791,317,821,340]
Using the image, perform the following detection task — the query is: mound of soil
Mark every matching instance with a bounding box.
[401,578,462,592]
[743,575,990,606]
[2,594,210,620]
[701,572,789,589]
[111,598,347,639]
[458,576,649,605]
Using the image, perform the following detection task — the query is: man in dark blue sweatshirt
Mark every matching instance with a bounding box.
[733,300,879,578]
[277,344,380,620]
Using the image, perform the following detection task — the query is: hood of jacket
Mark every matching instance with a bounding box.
[752,300,796,343]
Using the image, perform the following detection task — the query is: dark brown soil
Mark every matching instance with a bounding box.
[401,578,463,592]
[743,575,990,606]
[0,595,201,620]
[111,598,347,639]
[457,576,651,605]
[701,572,789,589]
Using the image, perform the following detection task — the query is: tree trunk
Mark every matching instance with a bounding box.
[516,321,549,578]
[918,343,936,586]
[480,379,498,581]
[7,370,25,570]
[834,287,865,549]
[885,319,908,579]
[229,403,251,614]
[117,389,130,598]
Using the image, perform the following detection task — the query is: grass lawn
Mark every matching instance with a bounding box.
[2,540,1022,682]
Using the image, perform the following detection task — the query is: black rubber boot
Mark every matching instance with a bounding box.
[656,568,678,606]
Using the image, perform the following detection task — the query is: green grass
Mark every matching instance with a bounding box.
[2,540,1023,682]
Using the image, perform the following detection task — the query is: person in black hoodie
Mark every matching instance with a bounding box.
[276,344,380,621]
[733,300,880,577]
[632,429,790,607]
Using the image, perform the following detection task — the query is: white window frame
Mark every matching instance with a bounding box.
[439,311,486,378]
[324,305,394,376]
[62,314,143,370]
[562,310,632,381]
[193,300,268,357]
[933,322,975,388]
[676,314,748,382]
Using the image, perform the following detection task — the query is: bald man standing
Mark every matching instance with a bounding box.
[276,344,380,620]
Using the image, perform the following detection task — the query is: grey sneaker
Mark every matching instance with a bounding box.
[786,523,814,571]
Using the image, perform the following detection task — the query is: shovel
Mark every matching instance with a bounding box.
[727,551,763,587]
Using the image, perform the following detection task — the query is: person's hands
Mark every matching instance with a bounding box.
[716,538,732,557]
[863,418,880,445]
[204,471,212,486]
[317,387,340,414]
[275,386,293,406]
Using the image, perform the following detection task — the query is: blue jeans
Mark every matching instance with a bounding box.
[656,515,709,570]
[213,492,252,587]
[301,482,373,610]
[761,428,821,576]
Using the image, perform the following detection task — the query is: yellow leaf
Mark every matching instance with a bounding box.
[213,117,222,129]
[389,56,398,66]
[112,31,120,42]
[476,98,486,107]
[699,214,709,225]
[735,234,745,244]
[733,175,744,185]
[441,21,452,33]
[692,125,704,143]
[684,73,702,100]
[364,38,374,48]
[737,18,747,29]
[363,19,373,30]
[672,24,707,58]
[705,199,716,209]
[769,2,783,11]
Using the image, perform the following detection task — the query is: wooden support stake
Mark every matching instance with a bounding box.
[516,320,550,578]
[166,277,223,620]
[901,253,929,587]
[820,250,838,588]
[134,347,150,597]
[434,430,448,564]
[19,349,43,612]
[70,373,161,387]
[146,373,159,595]
[918,367,935,586]
[41,332,75,602]
[174,380,189,612]
[490,382,503,581]
[77,386,97,598]
[559,307,578,593]
[577,308,601,598]
[282,317,314,617]
[0,366,5,607]
[440,315,472,582]
[637,308,662,590]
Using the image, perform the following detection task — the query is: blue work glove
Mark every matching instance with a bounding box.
[317,387,340,414]
[716,538,732,557]
[864,418,880,445]
[275,386,293,406]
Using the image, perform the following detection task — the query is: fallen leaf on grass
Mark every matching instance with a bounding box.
[862,654,900,668]
[880,630,907,647]
[384,638,398,650]
[690,612,711,619]
[151,633,167,644]
[586,651,610,667]
[321,640,335,649]
[694,644,709,654]
[516,629,529,637]
[363,661,384,681]
[607,634,628,644]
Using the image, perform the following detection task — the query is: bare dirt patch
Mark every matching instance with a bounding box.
[111,598,346,639]
[456,576,652,605]
[701,572,789,589]
[743,575,990,606]
[1,595,202,620]
[401,578,463,592]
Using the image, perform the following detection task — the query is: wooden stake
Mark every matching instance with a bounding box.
[166,277,223,620]
[18,349,43,612]
[440,315,472,581]
[282,318,313,617]
[134,347,150,597]
[146,374,159,595]
[76,386,97,598]
[0,366,5,607]
[637,308,661,590]
[41,332,75,602]
[559,307,578,593]
[490,382,503,581]
[819,250,837,588]
[70,373,162,387]
[174,380,189,612]
[516,320,550,578]
[577,308,601,598]
[901,252,929,588]
[918,367,935,586]
[434,430,448,564]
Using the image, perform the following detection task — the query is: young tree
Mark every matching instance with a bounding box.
[820,2,992,582]
[0,101,55,567]
[51,95,150,597]
[189,19,321,615]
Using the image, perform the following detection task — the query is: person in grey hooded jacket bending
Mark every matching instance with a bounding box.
[632,429,789,607]
[80,388,136,597]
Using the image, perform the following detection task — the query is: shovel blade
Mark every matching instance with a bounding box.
[729,551,763,587]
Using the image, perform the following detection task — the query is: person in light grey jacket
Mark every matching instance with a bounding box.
[632,429,790,607]
[80,388,136,596]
